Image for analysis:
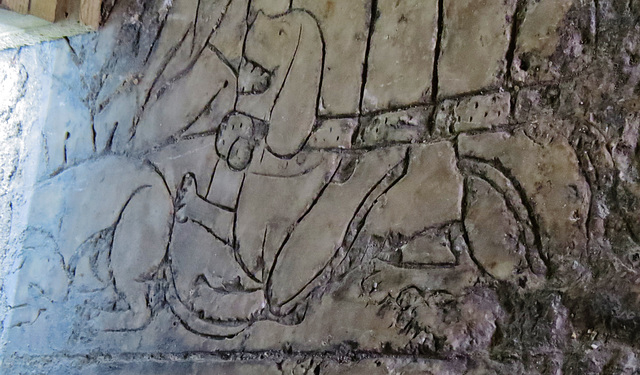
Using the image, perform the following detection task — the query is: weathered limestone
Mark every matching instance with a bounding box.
[294,0,370,115]
[133,47,236,151]
[235,150,340,279]
[268,147,407,306]
[365,142,463,238]
[516,0,574,58]
[434,91,511,136]
[146,136,221,197]
[464,176,527,280]
[249,0,289,16]
[210,0,249,68]
[22,156,173,332]
[4,0,640,372]
[237,10,323,156]
[307,118,357,149]
[356,107,430,147]
[2,355,512,374]
[363,233,479,302]
[458,130,590,269]
[437,0,516,97]
[511,0,591,83]
[400,227,457,265]
[362,0,438,112]
[513,85,559,123]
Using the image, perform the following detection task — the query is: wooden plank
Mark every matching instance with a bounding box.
[80,0,100,28]
[0,0,102,30]
[30,0,66,22]
[0,8,93,50]
[1,0,30,15]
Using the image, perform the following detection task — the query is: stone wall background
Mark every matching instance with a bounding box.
[1,0,640,373]
[0,43,55,347]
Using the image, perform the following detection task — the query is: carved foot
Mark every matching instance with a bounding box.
[191,283,267,322]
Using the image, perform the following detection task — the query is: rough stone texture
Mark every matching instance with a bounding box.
[2,0,640,373]
[437,0,517,97]
[362,0,438,112]
[293,0,370,116]
[355,106,430,147]
[435,91,511,135]
[511,0,595,84]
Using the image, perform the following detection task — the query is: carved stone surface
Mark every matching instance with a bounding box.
[2,0,640,373]
[293,0,370,116]
[362,0,438,112]
[435,92,511,135]
[437,0,517,97]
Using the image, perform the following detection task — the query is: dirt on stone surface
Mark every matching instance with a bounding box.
[1,0,640,373]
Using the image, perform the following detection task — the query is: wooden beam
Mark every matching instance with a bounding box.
[0,0,104,34]
[29,0,67,22]
[1,0,30,15]
[0,0,97,51]
[1,0,68,22]
[0,7,93,50]
[80,0,100,29]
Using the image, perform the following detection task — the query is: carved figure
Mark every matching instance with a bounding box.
[14,0,588,341]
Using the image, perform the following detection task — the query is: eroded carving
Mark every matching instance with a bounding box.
[13,0,579,335]
[6,0,638,371]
